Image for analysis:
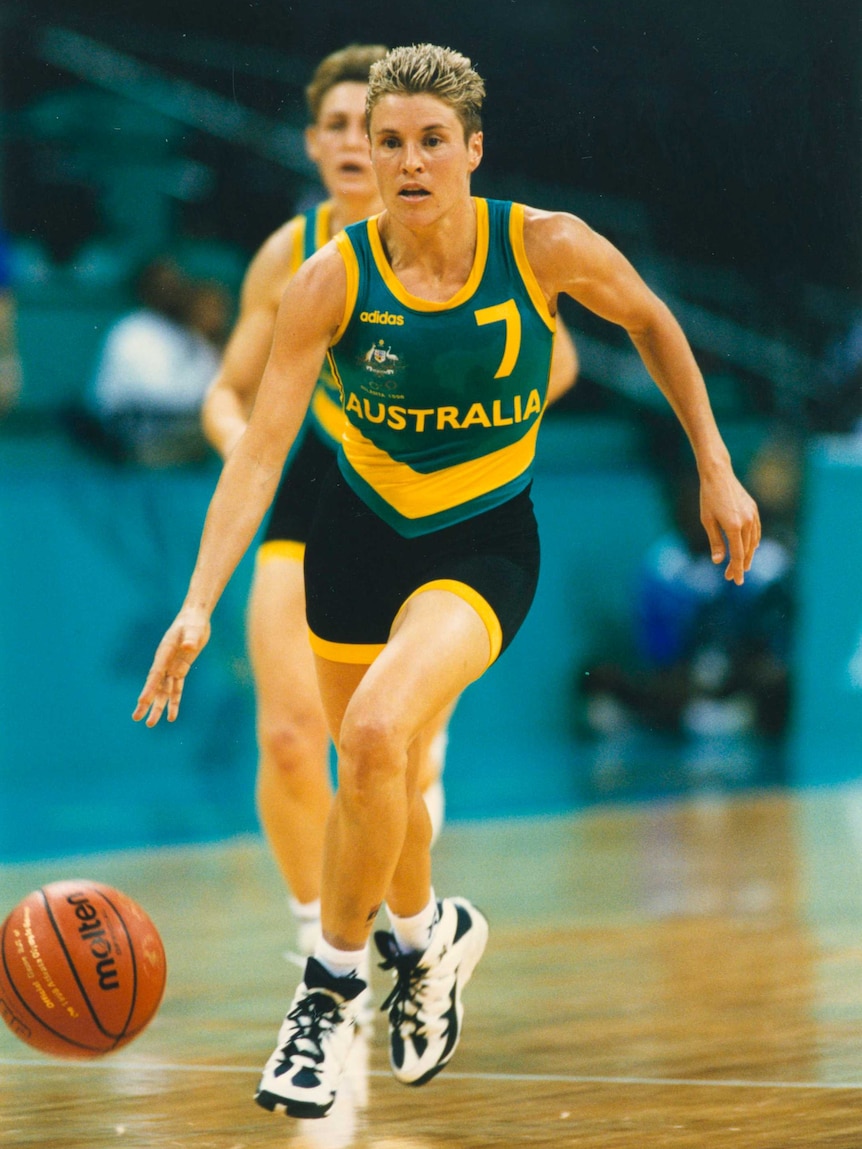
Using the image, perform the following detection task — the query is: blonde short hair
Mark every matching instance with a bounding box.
[305,44,389,123]
[366,44,485,139]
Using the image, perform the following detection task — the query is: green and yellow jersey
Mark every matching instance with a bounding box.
[328,198,556,537]
[287,202,345,447]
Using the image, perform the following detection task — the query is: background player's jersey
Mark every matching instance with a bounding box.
[289,203,344,446]
[328,198,556,537]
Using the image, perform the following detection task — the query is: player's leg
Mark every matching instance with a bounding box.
[256,590,488,1118]
[315,587,489,945]
[318,590,490,1086]
[256,473,539,1116]
[250,546,445,954]
[248,553,332,926]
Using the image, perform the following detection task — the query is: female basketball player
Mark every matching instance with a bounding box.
[200,44,578,961]
[135,44,759,1120]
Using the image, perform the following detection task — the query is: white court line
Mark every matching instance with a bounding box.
[1,1057,861,1092]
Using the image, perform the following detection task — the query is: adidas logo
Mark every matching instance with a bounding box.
[359,309,404,326]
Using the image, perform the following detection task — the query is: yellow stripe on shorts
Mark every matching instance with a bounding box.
[307,632,386,665]
[257,540,305,564]
[402,579,503,666]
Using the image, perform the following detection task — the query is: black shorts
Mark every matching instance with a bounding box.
[259,427,337,559]
[304,468,540,667]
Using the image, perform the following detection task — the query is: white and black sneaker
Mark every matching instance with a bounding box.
[255,957,367,1119]
[284,939,375,1036]
[375,896,488,1087]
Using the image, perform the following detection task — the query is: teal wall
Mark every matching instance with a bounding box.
[789,438,862,786]
[0,445,259,860]
[447,436,667,816]
[15,293,124,410]
[0,420,669,861]
[7,418,850,864]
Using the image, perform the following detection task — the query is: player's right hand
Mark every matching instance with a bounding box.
[133,611,211,727]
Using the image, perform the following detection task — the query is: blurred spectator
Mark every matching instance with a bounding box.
[0,226,22,416]
[84,257,225,465]
[185,279,232,352]
[744,433,803,553]
[805,306,862,434]
[579,472,794,742]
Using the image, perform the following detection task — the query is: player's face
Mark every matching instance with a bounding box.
[305,81,377,203]
[368,93,483,226]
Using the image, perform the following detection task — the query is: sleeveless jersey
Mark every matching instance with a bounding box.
[328,198,556,537]
[288,203,344,446]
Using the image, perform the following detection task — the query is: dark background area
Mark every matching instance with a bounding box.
[2,0,859,293]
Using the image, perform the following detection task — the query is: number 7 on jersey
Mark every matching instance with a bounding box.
[474,299,522,379]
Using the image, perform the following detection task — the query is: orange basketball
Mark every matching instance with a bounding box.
[0,879,167,1058]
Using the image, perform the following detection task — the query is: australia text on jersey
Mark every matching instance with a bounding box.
[343,388,543,432]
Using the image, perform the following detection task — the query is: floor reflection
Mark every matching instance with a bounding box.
[292,1027,370,1149]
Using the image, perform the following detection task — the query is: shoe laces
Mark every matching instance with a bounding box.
[278,991,345,1071]
[378,949,450,1036]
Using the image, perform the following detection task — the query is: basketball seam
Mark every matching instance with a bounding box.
[40,885,125,1046]
[0,913,108,1055]
[96,886,140,1040]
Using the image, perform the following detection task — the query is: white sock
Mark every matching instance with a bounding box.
[288,897,322,957]
[423,779,445,847]
[289,896,321,923]
[388,891,438,955]
[313,935,367,982]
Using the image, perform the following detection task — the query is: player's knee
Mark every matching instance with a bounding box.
[338,706,407,793]
[258,712,328,781]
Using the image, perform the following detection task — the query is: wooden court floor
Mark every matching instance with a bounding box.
[4,785,862,1147]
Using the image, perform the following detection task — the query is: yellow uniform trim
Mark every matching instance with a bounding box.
[257,539,305,564]
[315,201,333,250]
[366,199,490,311]
[289,217,306,276]
[474,298,522,378]
[310,387,346,441]
[401,579,503,666]
[308,632,386,665]
[509,203,556,333]
[308,579,502,667]
[333,232,360,344]
[341,415,542,520]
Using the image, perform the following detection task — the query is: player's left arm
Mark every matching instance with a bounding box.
[524,207,760,584]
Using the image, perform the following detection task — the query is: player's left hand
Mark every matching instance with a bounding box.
[699,469,761,585]
[133,609,211,727]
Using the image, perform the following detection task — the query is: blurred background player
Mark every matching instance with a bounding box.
[201,44,579,960]
[203,45,387,961]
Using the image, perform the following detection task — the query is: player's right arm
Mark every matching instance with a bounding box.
[135,243,347,727]
[201,220,301,459]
